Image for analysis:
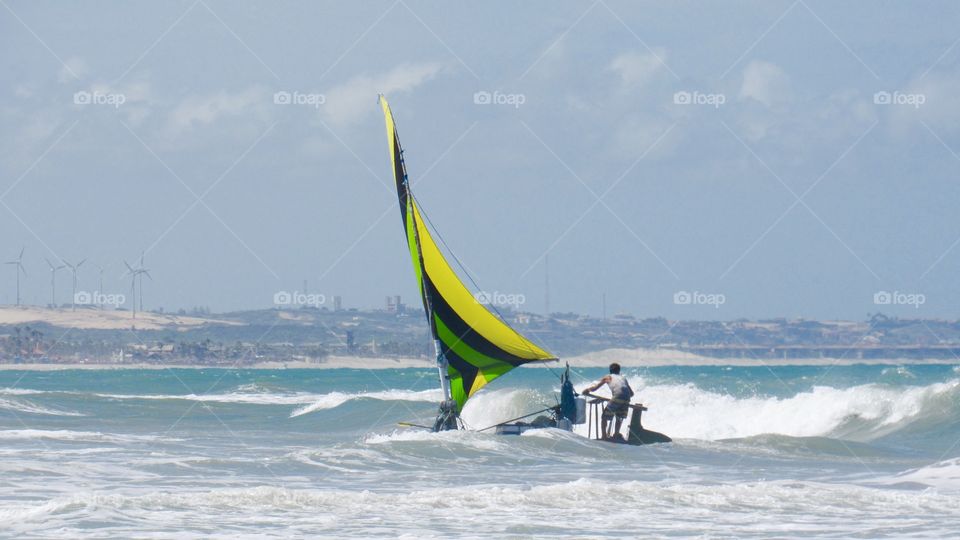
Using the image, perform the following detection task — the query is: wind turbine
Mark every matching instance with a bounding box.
[123,254,150,318]
[93,263,106,310]
[44,257,65,308]
[123,260,137,318]
[5,247,26,306]
[64,258,85,311]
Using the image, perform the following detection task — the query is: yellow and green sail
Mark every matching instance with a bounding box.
[379,95,556,412]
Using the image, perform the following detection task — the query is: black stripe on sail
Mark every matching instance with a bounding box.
[389,129,435,333]
[440,345,479,400]
[422,274,531,367]
[393,135,408,224]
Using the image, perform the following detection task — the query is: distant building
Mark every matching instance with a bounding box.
[333,296,342,312]
[386,295,405,314]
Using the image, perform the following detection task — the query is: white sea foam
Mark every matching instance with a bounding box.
[364,428,509,451]
[4,386,321,405]
[881,366,916,378]
[0,386,440,414]
[0,429,175,443]
[884,458,960,491]
[0,397,85,416]
[0,387,48,395]
[459,387,549,430]
[95,391,317,405]
[5,480,959,537]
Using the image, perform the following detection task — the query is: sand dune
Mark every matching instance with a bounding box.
[0,306,240,331]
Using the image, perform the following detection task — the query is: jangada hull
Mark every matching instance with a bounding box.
[616,410,672,445]
[583,395,672,445]
[494,400,671,446]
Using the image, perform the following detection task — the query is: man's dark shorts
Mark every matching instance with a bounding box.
[602,400,629,419]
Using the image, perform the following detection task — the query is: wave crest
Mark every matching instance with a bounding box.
[290,389,441,417]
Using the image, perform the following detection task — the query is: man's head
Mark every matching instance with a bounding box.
[609,363,621,374]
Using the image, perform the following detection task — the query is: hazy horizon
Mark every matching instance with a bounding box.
[3,2,960,320]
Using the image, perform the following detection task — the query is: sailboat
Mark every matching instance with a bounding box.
[378,95,670,444]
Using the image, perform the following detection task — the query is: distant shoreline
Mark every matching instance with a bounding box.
[0,356,433,371]
[1,350,957,371]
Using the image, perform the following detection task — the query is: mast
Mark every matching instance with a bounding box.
[432,338,458,431]
[406,182,458,431]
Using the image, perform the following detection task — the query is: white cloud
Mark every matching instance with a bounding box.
[739,60,791,108]
[58,57,87,83]
[79,79,155,126]
[608,49,667,87]
[321,62,443,127]
[168,87,265,132]
[894,72,960,135]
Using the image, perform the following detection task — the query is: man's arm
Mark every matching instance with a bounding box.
[581,375,610,394]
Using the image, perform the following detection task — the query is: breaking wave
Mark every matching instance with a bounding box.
[629,378,960,441]
[2,386,440,414]
[455,378,960,442]
[0,397,85,417]
[289,389,441,417]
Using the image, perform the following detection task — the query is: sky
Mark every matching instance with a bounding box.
[2,1,960,320]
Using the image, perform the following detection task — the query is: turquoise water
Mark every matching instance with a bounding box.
[2,364,959,537]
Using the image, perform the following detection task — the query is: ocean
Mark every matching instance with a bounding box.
[1,364,959,538]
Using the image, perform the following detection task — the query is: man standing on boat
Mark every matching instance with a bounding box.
[582,363,634,439]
